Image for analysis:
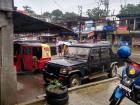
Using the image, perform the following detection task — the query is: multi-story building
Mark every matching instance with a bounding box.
[115,14,140,47]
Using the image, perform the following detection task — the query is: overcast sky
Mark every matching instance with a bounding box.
[14,0,140,16]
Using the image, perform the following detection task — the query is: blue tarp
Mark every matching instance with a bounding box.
[103,25,114,31]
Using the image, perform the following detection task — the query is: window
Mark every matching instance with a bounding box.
[67,47,90,60]
[101,47,110,58]
[23,47,31,55]
[32,47,42,59]
[101,47,111,63]
[14,44,21,55]
[91,48,100,57]
[90,48,100,63]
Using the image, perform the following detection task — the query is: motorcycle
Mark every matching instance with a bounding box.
[109,46,140,105]
[109,58,140,105]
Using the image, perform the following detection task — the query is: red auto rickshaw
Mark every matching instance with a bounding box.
[14,42,51,72]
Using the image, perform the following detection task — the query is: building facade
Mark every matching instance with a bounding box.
[116,14,140,47]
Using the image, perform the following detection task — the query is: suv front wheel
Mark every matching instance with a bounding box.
[69,74,81,88]
[108,64,118,78]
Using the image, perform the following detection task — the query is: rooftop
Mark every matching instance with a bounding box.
[117,13,140,18]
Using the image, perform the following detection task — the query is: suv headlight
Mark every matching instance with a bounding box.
[60,68,68,74]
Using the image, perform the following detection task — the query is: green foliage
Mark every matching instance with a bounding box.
[23,5,35,14]
[86,0,110,19]
[47,80,62,90]
[51,9,63,18]
[86,8,106,20]
[42,9,78,23]
[42,11,51,17]
[63,12,78,21]
[120,3,140,14]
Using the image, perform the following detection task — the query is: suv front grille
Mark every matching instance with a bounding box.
[47,64,60,76]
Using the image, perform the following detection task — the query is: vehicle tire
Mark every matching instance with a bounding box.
[47,95,69,105]
[69,74,81,87]
[46,86,68,99]
[109,98,118,105]
[109,98,123,105]
[108,64,118,78]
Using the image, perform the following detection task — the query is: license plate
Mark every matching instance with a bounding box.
[119,84,132,92]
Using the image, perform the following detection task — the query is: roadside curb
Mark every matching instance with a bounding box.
[68,77,119,92]
[16,77,118,105]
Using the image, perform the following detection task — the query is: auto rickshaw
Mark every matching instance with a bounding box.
[14,42,51,72]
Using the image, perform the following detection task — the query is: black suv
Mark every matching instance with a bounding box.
[43,41,119,87]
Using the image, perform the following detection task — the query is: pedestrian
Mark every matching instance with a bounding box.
[63,44,69,55]
[58,43,64,56]
[56,38,59,56]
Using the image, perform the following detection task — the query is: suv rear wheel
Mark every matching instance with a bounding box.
[69,74,81,87]
[108,65,118,78]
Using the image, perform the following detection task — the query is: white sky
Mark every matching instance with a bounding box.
[14,0,140,16]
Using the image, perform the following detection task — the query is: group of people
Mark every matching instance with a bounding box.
[56,39,69,56]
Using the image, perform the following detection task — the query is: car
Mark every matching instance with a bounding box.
[43,41,119,87]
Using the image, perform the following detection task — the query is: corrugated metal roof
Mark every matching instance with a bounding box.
[13,11,72,34]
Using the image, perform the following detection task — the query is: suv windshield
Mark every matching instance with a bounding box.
[65,46,91,60]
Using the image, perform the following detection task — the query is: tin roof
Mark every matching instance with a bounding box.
[13,11,72,34]
[117,14,140,18]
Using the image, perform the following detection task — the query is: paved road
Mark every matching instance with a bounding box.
[23,79,137,105]
[17,74,137,105]
[17,74,45,103]
[68,80,136,105]
[17,54,140,104]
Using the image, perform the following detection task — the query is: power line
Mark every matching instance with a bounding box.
[52,0,66,12]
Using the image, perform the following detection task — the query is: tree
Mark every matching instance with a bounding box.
[86,8,106,20]
[42,11,52,20]
[63,12,78,21]
[23,5,35,14]
[51,9,63,19]
[120,3,140,14]
[86,0,110,19]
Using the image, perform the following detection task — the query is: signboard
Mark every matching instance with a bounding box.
[96,25,104,31]
[117,26,128,30]
[103,25,114,31]
[114,25,129,35]
[114,30,129,35]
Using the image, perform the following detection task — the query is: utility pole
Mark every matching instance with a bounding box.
[78,5,82,41]
[104,0,110,16]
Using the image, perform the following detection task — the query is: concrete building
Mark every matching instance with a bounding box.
[116,14,140,47]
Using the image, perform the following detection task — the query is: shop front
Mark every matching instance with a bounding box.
[114,26,132,46]
[131,31,140,47]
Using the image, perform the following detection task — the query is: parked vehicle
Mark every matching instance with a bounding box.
[14,42,51,72]
[43,41,119,87]
[109,46,140,105]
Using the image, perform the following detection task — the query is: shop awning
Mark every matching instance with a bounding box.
[114,30,129,35]
[13,11,72,34]
[114,25,129,35]
[96,25,104,31]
